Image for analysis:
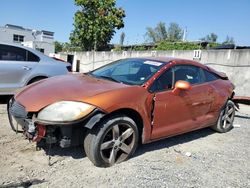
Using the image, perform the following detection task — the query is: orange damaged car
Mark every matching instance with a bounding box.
[8,57,235,167]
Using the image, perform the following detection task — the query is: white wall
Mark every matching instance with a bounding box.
[58,49,250,97]
[0,26,34,43]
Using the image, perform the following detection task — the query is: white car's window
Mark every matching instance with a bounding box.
[0,44,39,62]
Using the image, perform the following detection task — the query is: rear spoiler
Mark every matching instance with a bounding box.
[206,66,228,80]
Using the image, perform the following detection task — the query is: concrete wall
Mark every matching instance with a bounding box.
[59,49,250,96]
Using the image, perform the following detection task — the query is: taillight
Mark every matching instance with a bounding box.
[66,65,72,72]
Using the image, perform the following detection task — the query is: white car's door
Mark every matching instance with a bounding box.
[0,44,39,94]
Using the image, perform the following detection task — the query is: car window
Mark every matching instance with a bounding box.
[91,59,164,85]
[0,44,26,61]
[0,44,39,62]
[173,65,205,85]
[27,51,39,62]
[112,61,138,75]
[150,68,173,92]
[204,70,219,82]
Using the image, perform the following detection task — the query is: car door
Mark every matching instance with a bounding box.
[0,44,39,93]
[150,65,214,140]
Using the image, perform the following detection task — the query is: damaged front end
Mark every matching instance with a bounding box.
[8,98,105,149]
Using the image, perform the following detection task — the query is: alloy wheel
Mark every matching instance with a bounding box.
[100,123,136,165]
[221,103,235,129]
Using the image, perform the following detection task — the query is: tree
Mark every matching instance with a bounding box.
[222,35,235,44]
[120,32,125,46]
[54,41,63,53]
[201,33,218,42]
[145,22,183,43]
[155,22,168,41]
[146,27,158,43]
[146,22,167,43]
[167,22,183,42]
[70,0,125,51]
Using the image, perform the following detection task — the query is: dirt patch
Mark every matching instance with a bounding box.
[0,104,249,187]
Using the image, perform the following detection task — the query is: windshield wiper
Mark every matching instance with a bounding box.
[97,75,121,83]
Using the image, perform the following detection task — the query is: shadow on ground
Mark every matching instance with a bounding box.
[40,127,215,164]
[40,111,249,163]
[44,145,86,160]
[135,127,215,158]
[1,179,46,188]
[0,95,12,104]
[235,114,250,119]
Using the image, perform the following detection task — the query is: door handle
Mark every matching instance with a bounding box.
[22,66,32,71]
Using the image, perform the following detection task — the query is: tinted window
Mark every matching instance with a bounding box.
[174,65,204,85]
[0,44,39,62]
[204,70,219,82]
[0,44,26,61]
[150,69,173,92]
[27,51,39,62]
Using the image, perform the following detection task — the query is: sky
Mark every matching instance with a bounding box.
[0,0,250,46]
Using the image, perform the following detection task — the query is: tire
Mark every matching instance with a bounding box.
[7,97,23,133]
[211,100,235,133]
[84,114,139,167]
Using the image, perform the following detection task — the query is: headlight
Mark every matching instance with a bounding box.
[37,101,95,122]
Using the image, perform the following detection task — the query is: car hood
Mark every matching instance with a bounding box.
[15,74,130,112]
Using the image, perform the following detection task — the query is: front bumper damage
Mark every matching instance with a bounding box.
[9,99,105,148]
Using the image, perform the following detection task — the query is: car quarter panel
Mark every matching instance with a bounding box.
[208,79,234,114]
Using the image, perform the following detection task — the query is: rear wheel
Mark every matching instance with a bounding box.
[211,100,235,133]
[84,115,139,167]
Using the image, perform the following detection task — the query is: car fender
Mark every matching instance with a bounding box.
[84,113,105,129]
[24,74,49,86]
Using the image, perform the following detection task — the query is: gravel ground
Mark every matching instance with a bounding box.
[0,102,249,188]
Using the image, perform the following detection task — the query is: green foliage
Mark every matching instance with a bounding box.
[54,41,63,53]
[62,42,82,52]
[146,22,167,43]
[155,41,202,50]
[70,0,125,51]
[133,46,147,51]
[145,22,183,43]
[146,27,158,43]
[112,46,122,51]
[167,23,183,42]
[54,42,82,52]
[207,42,220,48]
[201,33,218,42]
[222,36,235,45]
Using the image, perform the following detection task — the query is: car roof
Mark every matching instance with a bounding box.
[132,57,227,78]
[128,56,208,69]
[0,41,33,51]
[0,42,54,62]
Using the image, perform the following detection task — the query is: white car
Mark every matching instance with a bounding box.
[0,43,71,95]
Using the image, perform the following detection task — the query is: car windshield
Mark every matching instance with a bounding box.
[90,59,164,85]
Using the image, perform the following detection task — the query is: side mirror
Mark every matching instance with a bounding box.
[172,80,191,94]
